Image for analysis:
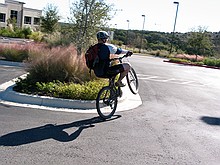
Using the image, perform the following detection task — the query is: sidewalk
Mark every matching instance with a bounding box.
[0,73,142,113]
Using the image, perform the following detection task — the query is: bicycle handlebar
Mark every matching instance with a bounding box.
[110,51,133,61]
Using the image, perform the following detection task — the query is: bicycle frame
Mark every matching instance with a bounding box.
[108,75,121,98]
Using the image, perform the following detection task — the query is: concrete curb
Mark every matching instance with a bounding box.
[1,85,97,109]
[164,60,220,70]
[0,60,25,67]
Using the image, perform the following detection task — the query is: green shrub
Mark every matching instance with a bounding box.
[28,31,43,42]
[0,28,14,37]
[194,61,204,66]
[0,44,29,62]
[0,27,32,38]
[148,43,169,51]
[203,58,216,66]
[215,59,220,67]
[14,78,108,100]
[14,29,25,38]
[147,49,169,58]
[13,76,37,94]
[169,58,190,63]
[53,80,108,100]
[21,27,32,38]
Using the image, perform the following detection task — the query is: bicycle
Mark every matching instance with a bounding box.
[96,53,139,119]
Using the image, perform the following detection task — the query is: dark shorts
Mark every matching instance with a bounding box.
[106,64,124,76]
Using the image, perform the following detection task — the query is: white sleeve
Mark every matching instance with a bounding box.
[120,48,129,54]
[105,43,118,54]
[105,43,128,54]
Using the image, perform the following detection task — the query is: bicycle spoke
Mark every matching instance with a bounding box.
[96,86,117,119]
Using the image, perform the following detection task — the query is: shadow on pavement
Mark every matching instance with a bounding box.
[0,115,121,146]
[200,116,220,126]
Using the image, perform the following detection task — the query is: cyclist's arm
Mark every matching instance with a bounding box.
[106,43,129,55]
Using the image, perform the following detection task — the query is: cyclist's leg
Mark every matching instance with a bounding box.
[116,63,131,86]
[107,64,123,76]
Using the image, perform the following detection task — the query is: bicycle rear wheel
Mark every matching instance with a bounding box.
[96,86,118,119]
[126,67,139,94]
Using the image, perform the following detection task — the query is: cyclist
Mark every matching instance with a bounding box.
[94,31,133,87]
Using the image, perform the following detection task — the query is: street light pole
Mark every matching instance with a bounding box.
[126,20,130,48]
[169,1,179,54]
[139,14,145,53]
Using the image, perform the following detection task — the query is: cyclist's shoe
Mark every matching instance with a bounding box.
[115,81,126,87]
[118,88,123,97]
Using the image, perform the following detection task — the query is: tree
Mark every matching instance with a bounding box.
[41,4,60,34]
[68,0,112,55]
[187,26,214,60]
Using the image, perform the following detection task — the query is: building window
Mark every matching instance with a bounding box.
[24,16,32,24]
[0,13,6,22]
[10,10,18,22]
[34,17,40,25]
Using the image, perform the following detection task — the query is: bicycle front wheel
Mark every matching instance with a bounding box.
[96,86,118,119]
[126,67,139,94]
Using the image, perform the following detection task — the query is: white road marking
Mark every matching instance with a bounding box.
[137,74,208,87]
[180,81,195,84]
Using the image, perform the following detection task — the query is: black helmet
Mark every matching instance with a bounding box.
[97,31,109,39]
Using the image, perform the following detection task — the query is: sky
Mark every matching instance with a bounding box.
[19,0,220,33]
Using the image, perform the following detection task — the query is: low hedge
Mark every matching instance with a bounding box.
[14,78,108,100]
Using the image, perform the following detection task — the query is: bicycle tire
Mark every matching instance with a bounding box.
[96,86,118,119]
[126,67,139,94]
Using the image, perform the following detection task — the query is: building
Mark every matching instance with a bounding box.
[0,0,42,30]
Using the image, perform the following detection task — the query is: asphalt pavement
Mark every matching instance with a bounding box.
[0,60,142,113]
[1,56,220,165]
